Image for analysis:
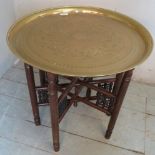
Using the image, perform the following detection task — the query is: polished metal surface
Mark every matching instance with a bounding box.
[7,6,153,77]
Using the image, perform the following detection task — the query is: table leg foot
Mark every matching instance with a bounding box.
[34,117,41,126]
[105,130,112,139]
[53,143,60,152]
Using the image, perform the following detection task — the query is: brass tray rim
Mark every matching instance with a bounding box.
[7,6,154,77]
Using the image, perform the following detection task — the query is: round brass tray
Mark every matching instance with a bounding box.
[7,6,153,77]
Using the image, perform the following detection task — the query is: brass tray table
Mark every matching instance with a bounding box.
[7,6,153,152]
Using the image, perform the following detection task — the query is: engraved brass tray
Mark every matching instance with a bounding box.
[7,6,153,77]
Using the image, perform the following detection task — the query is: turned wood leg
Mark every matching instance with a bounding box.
[113,73,124,96]
[73,86,79,107]
[105,70,133,139]
[47,73,60,152]
[39,70,46,86]
[24,63,40,125]
[86,88,91,98]
[86,78,92,98]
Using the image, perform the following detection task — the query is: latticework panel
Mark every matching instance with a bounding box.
[96,82,115,113]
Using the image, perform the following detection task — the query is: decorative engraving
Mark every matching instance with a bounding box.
[9,8,148,76]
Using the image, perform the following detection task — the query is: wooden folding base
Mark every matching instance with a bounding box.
[24,63,133,152]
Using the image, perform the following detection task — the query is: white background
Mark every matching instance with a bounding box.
[0,0,16,77]
[1,0,155,84]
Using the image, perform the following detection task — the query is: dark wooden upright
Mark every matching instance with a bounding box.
[24,63,40,125]
[105,70,133,138]
[24,63,133,152]
[47,73,60,152]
